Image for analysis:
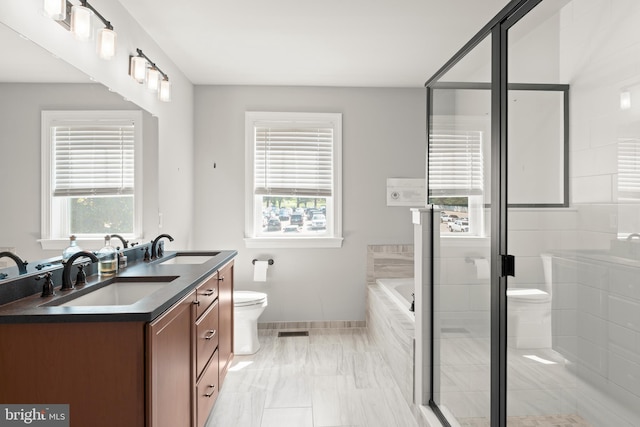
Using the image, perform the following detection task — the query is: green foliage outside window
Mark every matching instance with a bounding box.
[70,196,134,235]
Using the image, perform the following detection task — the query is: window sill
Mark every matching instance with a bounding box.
[244,237,344,249]
[39,237,143,251]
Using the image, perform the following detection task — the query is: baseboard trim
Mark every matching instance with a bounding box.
[258,320,366,330]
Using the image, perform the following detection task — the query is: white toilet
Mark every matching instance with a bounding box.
[507,254,553,349]
[233,290,268,355]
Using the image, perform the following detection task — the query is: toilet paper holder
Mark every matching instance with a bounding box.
[252,258,274,265]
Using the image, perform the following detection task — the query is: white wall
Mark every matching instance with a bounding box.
[193,86,425,322]
[0,0,195,251]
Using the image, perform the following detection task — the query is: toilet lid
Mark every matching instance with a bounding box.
[234,291,267,307]
[506,288,549,302]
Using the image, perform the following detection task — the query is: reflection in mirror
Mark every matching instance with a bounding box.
[0,22,158,274]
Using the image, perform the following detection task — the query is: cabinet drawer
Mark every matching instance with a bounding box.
[196,350,219,427]
[196,299,219,378]
[195,272,218,319]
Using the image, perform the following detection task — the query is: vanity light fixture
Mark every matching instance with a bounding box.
[43,0,66,20]
[146,67,161,92]
[70,2,92,41]
[129,54,147,83]
[130,49,171,102]
[97,26,116,60]
[48,0,117,59]
[159,78,172,102]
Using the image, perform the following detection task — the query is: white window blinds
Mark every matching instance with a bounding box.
[254,123,334,197]
[52,121,135,197]
[429,129,484,196]
[618,138,640,200]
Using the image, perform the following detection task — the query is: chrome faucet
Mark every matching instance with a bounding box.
[61,251,99,291]
[110,234,129,248]
[0,251,28,275]
[151,234,174,259]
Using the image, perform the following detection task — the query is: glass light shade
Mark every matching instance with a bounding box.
[70,5,93,41]
[146,68,161,92]
[97,28,117,60]
[159,79,172,102]
[130,56,147,83]
[44,0,66,20]
[621,91,632,110]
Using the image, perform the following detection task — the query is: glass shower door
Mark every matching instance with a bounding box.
[505,2,577,425]
[428,34,493,426]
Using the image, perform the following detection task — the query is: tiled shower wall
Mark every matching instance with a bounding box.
[366,244,414,284]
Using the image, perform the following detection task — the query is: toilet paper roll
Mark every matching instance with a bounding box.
[253,260,269,282]
[474,258,490,280]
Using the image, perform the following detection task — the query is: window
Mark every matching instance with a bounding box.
[428,126,485,236]
[245,112,343,248]
[41,110,143,248]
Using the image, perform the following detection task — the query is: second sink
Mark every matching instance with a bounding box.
[57,276,178,307]
[157,252,219,265]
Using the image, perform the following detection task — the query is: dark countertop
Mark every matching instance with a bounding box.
[0,250,237,324]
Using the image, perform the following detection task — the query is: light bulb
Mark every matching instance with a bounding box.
[70,4,93,41]
[130,56,147,83]
[147,68,161,92]
[97,28,116,60]
[159,79,171,102]
[43,0,66,20]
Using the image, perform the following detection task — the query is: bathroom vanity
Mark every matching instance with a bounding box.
[0,247,236,427]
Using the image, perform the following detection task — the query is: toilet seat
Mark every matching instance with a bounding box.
[507,288,550,303]
[234,291,267,307]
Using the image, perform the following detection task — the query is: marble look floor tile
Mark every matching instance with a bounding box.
[357,388,419,427]
[352,351,398,389]
[206,390,266,427]
[306,343,343,376]
[264,365,312,408]
[210,328,420,427]
[260,407,313,427]
[311,375,362,426]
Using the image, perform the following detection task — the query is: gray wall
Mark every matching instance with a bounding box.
[0,83,159,262]
[193,85,425,322]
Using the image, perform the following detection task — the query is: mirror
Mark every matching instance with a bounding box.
[0,22,159,270]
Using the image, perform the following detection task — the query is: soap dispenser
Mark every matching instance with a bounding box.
[97,235,117,277]
[62,235,82,261]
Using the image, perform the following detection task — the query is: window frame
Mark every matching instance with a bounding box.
[244,111,343,248]
[429,116,487,238]
[40,110,144,250]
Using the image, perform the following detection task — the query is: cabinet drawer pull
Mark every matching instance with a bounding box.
[218,276,224,282]
[204,384,216,397]
[193,300,200,306]
[204,330,217,340]
[202,289,215,296]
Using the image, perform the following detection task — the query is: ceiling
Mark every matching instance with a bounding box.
[120,0,511,88]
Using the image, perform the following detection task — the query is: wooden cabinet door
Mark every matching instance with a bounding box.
[147,291,195,427]
[217,260,234,386]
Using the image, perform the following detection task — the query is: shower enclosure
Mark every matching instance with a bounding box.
[424,0,640,426]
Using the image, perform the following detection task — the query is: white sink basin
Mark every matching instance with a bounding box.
[158,254,217,265]
[60,278,176,307]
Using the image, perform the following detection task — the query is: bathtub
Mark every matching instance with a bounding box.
[375,277,415,321]
[366,277,416,409]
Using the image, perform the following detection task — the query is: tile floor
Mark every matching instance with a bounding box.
[206,328,421,427]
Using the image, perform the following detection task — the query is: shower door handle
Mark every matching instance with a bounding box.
[501,254,515,277]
